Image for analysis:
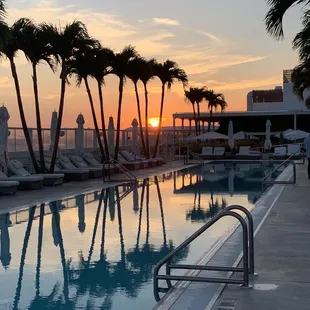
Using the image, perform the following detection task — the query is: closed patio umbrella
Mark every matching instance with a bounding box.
[0,106,9,156]
[228,121,234,150]
[50,111,58,152]
[264,120,272,150]
[75,113,85,155]
[108,116,115,156]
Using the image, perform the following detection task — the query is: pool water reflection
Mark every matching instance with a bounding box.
[0,162,284,309]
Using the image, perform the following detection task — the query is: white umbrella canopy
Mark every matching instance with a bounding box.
[233,131,246,140]
[284,130,309,141]
[75,113,85,155]
[274,128,293,138]
[264,119,272,150]
[0,106,9,155]
[228,121,234,150]
[50,111,58,152]
[108,116,115,155]
[191,131,228,140]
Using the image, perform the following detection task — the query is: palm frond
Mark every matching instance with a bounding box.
[291,62,310,99]
[0,0,6,26]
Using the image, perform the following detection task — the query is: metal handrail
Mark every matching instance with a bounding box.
[262,149,304,186]
[184,150,204,165]
[102,159,137,183]
[153,207,254,301]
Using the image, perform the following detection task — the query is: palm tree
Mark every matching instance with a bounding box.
[126,57,148,157]
[203,90,226,132]
[292,62,310,101]
[0,20,40,172]
[265,0,307,39]
[69,40,106,160]
[184,87,198,135]
[293,11,310,62]
[40,21,90,172]
[153,60,188,158]
[91,46,114,160]
[139,58,156,158]
[110,46,139,160]
[17,18,56,173]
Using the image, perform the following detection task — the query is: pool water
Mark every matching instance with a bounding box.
[0,162,286,310]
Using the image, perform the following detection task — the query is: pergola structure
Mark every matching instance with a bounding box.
[173,110,310,137]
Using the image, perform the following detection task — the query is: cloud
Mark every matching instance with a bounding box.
[0,77,13,89]
[196,31,222,43]
[153,17,181,26]
[191,76,281,91]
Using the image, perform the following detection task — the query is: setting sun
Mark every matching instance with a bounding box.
[149,118,160,127]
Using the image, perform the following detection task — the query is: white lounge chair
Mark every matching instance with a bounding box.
[287,144,302,158]
[0,180,19,195]
[0,170,43,190]
[200,147,213,159]
[120,151,149,168]
[7,159,64,186]
[236,146,261,159]
[210,147,225,159]
[68,155,102,178]
[45,156,89,182]
[272,147,287,160]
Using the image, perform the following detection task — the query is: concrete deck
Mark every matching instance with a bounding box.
[211,163,310,310]
[0,161,193,215]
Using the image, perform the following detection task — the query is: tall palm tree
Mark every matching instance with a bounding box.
[265,0,307,39]
[40,21,90,173]
[184,87,198,135]
[203,89,226,132]
[126,57,148,157]
[293,11,310,62]
[153,60,188,158]
[139,58,156,158]
[110,46,139,160]
[292,61,310,102]
[91,46,114,160]
[17,18,56,173]
[0,20,40,172]
[69,40,106,160]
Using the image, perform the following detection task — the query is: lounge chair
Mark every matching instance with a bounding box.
[0,180,19,195]
[7,159,64,186]
[113,154,140,170]
[272,147,287,160]
[200,147,213,160]
[0,170,43,190]
[236,146,261,160]
[81,152,118,174]
[68,155,103,178]
[287,144,302,159]
[120,151,149,168]
[134,154,157,167]
[210,147,225,159]
[45,156,89,182]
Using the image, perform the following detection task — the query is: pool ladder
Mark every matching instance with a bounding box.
[184,150,204,165]
[153,205,255,302]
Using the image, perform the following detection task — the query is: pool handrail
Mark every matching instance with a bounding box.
[102,158,137,183]
[262,149,305,186]
[153,206,254,301]
[184,149,204,165]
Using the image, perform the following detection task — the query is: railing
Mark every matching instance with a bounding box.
[102,159,137,183]
[184,149,204,165]
[262,149,305,186]
[153,205,255,301]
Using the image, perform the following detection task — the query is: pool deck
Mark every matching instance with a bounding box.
[211,163,310,310]
[0,161,195,215]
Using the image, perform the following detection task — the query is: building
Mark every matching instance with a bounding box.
[247,70,307,112]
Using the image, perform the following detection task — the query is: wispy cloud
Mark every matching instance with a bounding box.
[153,17,181,26]
[0,77,13,89]
[196,31,222,43]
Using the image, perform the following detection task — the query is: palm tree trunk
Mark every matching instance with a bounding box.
[152,83,165,158]
[84,78,106,160]
[32,64,45,173]
[9,59,39,173]
[143,82,150,158]
[192,103,198,135]
[50,67,66,173]
[134,82,147,157]
[97,81,110,160]
[114,77,124,160]
[197,103,201,134]
[208,108,213,132]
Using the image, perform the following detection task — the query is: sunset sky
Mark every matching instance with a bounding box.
[1,0,303,129]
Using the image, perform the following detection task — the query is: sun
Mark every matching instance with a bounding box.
[149,118,160,127]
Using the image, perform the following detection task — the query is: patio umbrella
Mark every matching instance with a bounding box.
[284,130,309,141]
[228,121,234,150]
[192,131,228,140]
[233,131,246,140]
[264,119,272,150]
[108,116,115,156]
[131,118,139,154]
[228,167,234,196]
[75,113,85,155]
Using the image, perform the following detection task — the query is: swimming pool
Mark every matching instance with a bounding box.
[0,162,287,310]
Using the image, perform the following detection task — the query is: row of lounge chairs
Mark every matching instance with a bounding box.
[200,145,302,160]
[0,151,165,196]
